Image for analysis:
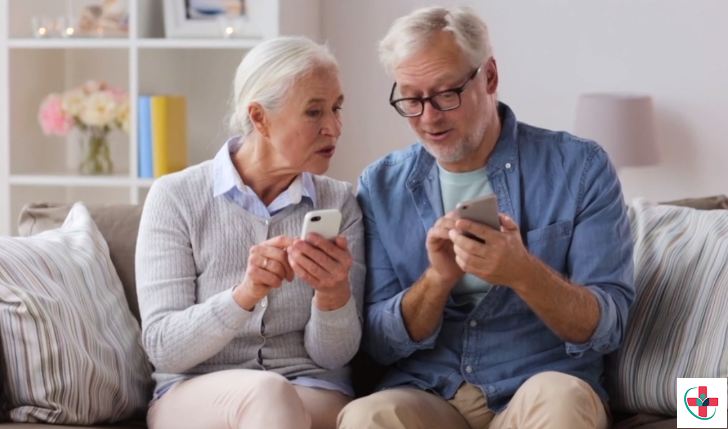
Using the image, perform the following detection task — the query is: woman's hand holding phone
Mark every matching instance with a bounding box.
[233,235,296,311]
[288,209,351,310]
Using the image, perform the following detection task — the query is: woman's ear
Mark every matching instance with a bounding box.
[248,102,270,138]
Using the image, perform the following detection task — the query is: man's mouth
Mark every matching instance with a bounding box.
[425,129,452,140]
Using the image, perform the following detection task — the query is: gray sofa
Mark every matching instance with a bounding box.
[6,198,724,428]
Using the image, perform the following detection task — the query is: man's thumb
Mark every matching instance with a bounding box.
[499,214,519,231]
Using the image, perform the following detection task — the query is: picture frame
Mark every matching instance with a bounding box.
[162,0,274,39]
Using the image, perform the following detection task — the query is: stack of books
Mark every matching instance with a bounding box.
[137,95,188,178]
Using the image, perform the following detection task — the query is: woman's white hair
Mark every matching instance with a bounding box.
[378,6,492,77]
[228,36,338,137]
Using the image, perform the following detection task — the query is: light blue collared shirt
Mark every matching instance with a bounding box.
[213,137,317,217]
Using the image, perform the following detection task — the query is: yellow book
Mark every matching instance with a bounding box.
[150,95,188,178]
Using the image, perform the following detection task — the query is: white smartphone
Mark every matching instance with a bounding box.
[455,194,500,242]
[300,209,342,241]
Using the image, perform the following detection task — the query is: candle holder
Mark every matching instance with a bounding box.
[56,15,77,38]
[217,14,245,39]
[31,16,54,38]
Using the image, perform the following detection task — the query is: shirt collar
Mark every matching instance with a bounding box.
[406,101,519,190]
[212,136,317,208]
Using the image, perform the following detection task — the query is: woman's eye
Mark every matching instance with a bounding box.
[306,110,322,118]
[333,106,342,114]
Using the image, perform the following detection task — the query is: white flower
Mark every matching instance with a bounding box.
[82,80,104,93]
[117,99,130,133]
[79,90,118,127]
[62,89,86,117]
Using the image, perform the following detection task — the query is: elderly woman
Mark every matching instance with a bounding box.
[135,36,364,429]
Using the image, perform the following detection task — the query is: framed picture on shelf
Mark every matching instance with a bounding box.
[162,0,271,39]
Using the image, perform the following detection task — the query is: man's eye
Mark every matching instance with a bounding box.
[306,110,322,117]
[437,92,458,101]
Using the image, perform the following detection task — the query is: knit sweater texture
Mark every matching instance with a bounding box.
[135,161,366,393]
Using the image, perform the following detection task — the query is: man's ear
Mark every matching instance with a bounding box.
[248,102,270,138]
[485,58,499,95]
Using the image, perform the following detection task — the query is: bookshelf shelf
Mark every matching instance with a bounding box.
[137,38,262,50]
[0,0,321,235]
[6,39,263,50]
[9,174,154,188]
[7,38,131,49]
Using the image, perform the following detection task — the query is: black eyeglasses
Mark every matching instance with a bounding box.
[389,66,482,117]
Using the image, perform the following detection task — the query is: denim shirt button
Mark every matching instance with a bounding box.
[465,365,473,374]
[505,162,512,169]
[469,320,477,328]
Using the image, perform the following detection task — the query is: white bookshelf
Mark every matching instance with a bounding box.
[0,0,321,236]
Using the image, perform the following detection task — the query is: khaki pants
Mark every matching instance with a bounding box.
[337,371,609,429]
[147,369,351,429]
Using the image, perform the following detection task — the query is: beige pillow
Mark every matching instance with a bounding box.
[18,203,143,323]
[0,203,152,424]
[607,198,728,415]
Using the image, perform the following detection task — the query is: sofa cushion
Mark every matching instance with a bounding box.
[0,203,152,425]
[607,198,728,416]
[17,203,143,324]
[659,194,728,210]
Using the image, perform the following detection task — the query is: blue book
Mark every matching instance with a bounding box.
[137,95,153,178]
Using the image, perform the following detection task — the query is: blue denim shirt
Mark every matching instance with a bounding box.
[356,102,635,413]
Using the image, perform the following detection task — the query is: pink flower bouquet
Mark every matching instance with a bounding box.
[38,80,129,136]
[38,80,129,175]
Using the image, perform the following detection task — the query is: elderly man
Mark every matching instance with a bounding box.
[338,6,634,429]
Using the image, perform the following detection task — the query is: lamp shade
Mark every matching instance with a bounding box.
[574,93,659,169]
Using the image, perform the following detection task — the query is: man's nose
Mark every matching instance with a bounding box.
[419,100,444,124]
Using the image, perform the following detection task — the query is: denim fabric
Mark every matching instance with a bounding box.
[357,102,635,413]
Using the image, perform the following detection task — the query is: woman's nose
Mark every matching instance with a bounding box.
[321,112,342,138]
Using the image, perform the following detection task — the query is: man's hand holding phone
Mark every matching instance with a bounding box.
[450,196,534,287]
[425,211,465,290]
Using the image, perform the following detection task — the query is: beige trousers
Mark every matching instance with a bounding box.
[147,369,351,429]
[337,371,609,429]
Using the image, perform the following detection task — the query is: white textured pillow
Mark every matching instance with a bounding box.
[607,198,728,415]
[0,203,152,424]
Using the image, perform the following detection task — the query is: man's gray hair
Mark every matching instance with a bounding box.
[228,36,338,137]
[378,6,492,77]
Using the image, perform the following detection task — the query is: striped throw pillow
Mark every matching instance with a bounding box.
[607,198,728,416]
[0,203,152,424]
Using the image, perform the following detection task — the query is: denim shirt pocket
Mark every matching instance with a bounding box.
[524,220,574,270]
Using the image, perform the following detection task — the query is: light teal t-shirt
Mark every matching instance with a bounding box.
[438,163,494,307]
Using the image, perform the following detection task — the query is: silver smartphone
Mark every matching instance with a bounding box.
[300,209,342,241]
[455,194,500,242]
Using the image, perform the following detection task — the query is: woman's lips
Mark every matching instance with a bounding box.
[316,146,336,158]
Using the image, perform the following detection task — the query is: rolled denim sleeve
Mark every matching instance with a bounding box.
[357,174,441,366]
[565,146,635,357]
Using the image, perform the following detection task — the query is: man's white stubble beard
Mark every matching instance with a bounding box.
[413,115,490,165]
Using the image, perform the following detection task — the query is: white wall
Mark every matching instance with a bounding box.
[322,0,728,203]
